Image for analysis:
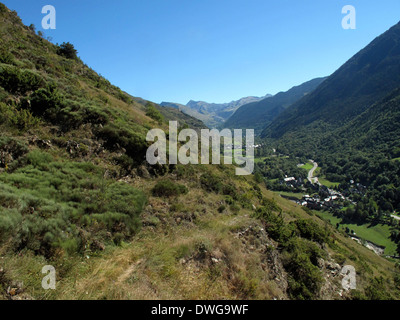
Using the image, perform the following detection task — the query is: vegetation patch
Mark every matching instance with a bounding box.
[152,179,188,198]
[0,150,146,257]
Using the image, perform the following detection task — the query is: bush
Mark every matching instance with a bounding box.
[364,277,393,300]
[222,184,238,199]
[0,65,44,94]
[282,238,325,299]
[0,48,14,65]
[29,83,63,117]
[55,100,109,129]
[0,157,147,257]
[200,172,223,193]
[146,103,164,124]
[57,42,78,60]
[152,180,188,197]
[97,123,148,164]
[2,103,41,131]
[0,136,29,169]
[294,219,329,244]
[230,203,241,214]
[218,204,226,213]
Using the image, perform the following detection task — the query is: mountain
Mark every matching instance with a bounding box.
[262,21,400,142]
[161,94,271,128]
[0,3,399,301]
[260,21,400,217]
[159,101,213,127]
[224,77,327,134]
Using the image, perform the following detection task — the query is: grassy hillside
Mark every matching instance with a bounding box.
[0,3,399,301]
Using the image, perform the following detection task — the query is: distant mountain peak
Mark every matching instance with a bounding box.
[162,94,271,128]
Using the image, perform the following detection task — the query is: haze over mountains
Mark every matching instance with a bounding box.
[224,77,327,134]
[161,94,271,128]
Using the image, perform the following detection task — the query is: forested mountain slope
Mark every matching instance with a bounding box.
[225,77,326,134]
[262,21,400,141]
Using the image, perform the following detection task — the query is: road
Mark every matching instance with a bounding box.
[307,160,320,185]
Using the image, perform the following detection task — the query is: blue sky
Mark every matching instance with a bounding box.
[2,0,400,104]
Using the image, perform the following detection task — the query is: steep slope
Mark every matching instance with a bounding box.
[329,87,400,155]
[260,21,400,218]
[262,20,400,142]
[160,101,212,128]
[224,77,327,134]
[0,3,399,301]
[314,87,400,212]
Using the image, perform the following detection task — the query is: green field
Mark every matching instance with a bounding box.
[318,177,340,188]
[300,162,313,171]
[276,191,304,200]
[316,211,397,255]
[300,162,340,188]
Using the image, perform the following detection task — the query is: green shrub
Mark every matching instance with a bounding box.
[7,105,40,131]
[174,164,195,180]
[261,197,282,213]
[0,65,44,94]
[253,206,294,244]
[0,157,146,257]
[282,238,325,299]
[222,184,238,199]
[224,195,235,205]
[294,219,329,244]
[97,123,148,163]
[0,136,29,169]
[0,48,14,65]
[56,101,109,129]
[146,103,164,124]
[152,180,188,197]
[29,83,63,117]
[25,150,53,169]
[200,172,223,193]
[57,42,78,60]
[363,277,393,300]
[230,203,241,214]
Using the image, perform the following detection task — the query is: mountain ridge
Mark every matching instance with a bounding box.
[262,20,400,140]
[224,77,327,134]
[161,94,271,128]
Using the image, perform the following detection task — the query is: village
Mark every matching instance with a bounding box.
[279,169,364,212]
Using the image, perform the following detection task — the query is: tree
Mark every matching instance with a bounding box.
[28,24,36,33]
[57,42,78,60]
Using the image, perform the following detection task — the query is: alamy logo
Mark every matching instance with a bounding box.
[146,121,255,175]
[41,265,56,290]
[342,5,356,30]
[41,5,56,30]
[341,265,356,290]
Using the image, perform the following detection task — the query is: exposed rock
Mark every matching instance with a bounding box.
[36,139,52,149]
